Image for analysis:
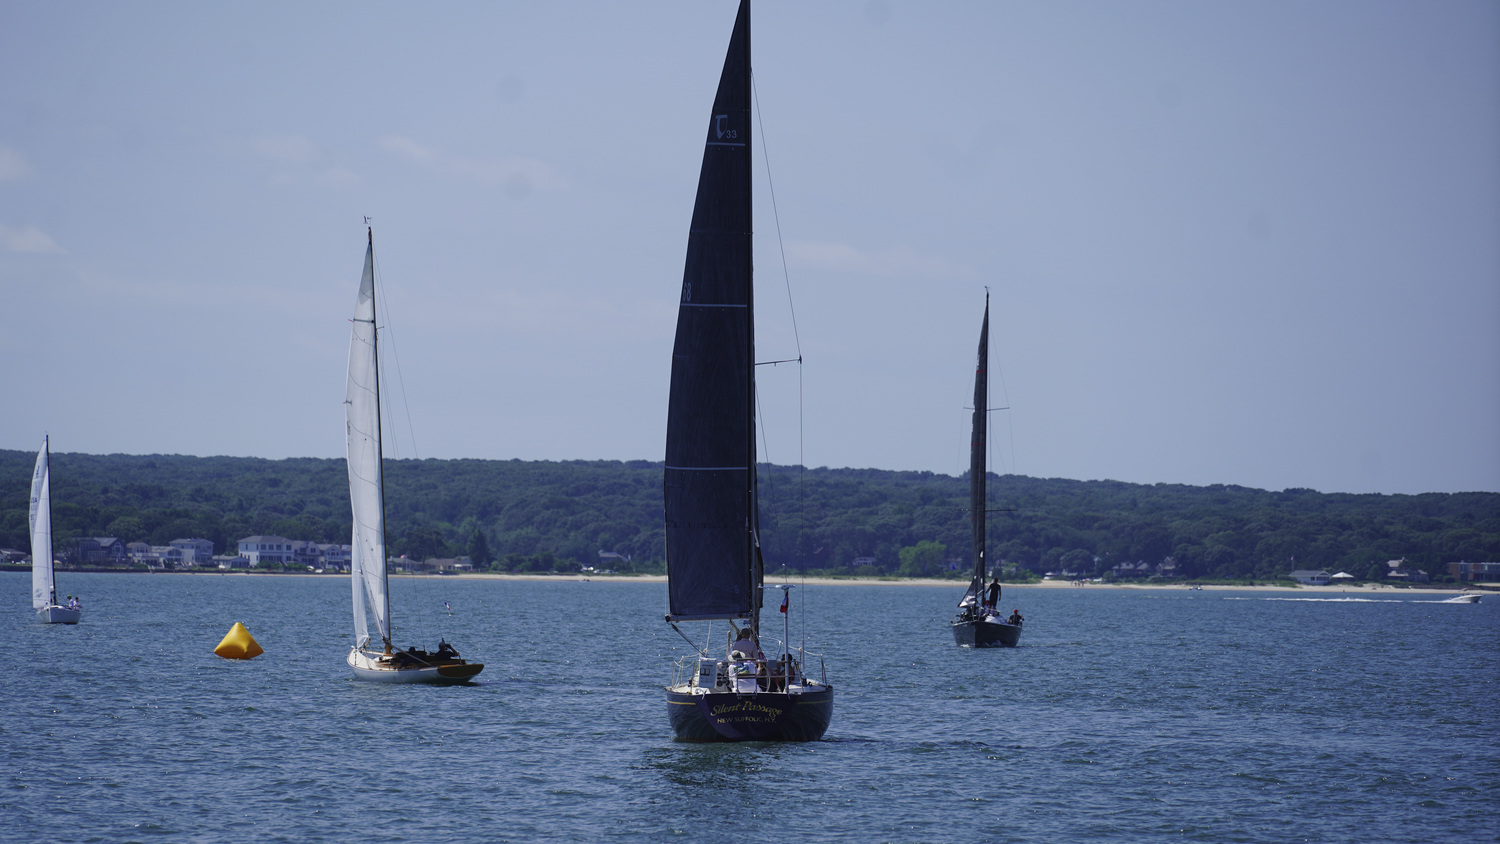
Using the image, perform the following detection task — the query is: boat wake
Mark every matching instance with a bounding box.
[1224,596,1480,604]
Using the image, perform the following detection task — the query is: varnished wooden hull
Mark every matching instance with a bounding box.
[347,647,482,684]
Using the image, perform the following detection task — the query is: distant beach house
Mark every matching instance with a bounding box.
[1447,561,1500,583]
[1383,559,1429,583]
[237,535,296,567]
[75,537,127,566]
[411,556,474,574]
[1112,560,1175,579]
[170,538,215,567]
[1289,569,1331,586]
[313,543,350,571]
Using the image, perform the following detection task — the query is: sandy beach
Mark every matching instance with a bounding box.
[21,566,1484,596]
[435,572,1489,596]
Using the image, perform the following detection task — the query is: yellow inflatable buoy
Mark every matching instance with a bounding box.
[214,622,264,660]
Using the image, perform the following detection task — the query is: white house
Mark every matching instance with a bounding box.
[1289,569,1331,586]
[237,536,296,566]
[170,538,215,567]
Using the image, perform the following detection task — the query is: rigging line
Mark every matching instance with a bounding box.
[370,248,420,462]
[751,71,802,360]
[753,383,792,582]
[798,359,806,655]
[669,622,707,657]
[752,71,809,647]
[991,292,1016,477]
[998,364,1017,477]
[371,236,446,640]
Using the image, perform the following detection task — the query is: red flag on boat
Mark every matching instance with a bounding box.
[779,591,788,613]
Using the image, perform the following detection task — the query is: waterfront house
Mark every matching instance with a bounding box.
[236,536,296,567]
[170,538,215,567]
[1289,569,1332,586]
[76,537,128,566]
[415,556,474,574]
[1447,561,1500,583]
[1383,559,1429,583]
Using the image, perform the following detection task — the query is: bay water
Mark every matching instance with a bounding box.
[2,572,1495,842]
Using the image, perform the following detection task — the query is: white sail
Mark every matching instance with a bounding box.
[345,237,389,649]
[29,436,53,610]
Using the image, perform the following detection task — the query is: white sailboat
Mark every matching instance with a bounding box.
[31,436,81,624]
[344,228,481,684]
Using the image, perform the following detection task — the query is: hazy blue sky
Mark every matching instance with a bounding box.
[2,1,1496,496]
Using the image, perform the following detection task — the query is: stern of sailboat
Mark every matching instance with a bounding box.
[666,685,833,742]
[37,605,82,624]
[951,616,1021,648]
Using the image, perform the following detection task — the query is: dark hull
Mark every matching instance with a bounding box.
[951,618,1021,648]
[666,686,833,742]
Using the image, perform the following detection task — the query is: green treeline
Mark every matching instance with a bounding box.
[1,450,1496,581]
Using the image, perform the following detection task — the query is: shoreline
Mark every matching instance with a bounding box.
[450,574,1483,596]
[3,565,1488,595]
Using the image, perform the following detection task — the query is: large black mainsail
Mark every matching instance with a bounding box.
[967,294,990,601]
[664,0,759,624]
[662,0,833,741]
[950,292,1021,647]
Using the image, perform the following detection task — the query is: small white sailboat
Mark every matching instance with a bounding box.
[344,228,481,684]
[30,436,81,624]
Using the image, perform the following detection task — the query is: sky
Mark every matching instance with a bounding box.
[2,0,1497,497]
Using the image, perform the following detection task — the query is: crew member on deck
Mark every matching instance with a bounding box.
[1008,608,1023,625]
[731,627,764,661]
[985,578,1001,612]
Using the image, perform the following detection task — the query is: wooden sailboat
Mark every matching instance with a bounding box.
[30,435,81,624]
[662,0,833,742]
[344,228,481,684]
[950,294,1022,648]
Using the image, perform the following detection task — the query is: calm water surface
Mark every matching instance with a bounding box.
[2,573,1495,842]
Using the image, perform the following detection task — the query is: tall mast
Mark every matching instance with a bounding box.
[971,293,990,592]
[45,435,51,596]
[43,434,54,598]
[369,227,393,652]
[744,0,759,635]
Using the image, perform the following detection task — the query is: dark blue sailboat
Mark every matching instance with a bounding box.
[662,0,833,742]
[951,294,1022,647]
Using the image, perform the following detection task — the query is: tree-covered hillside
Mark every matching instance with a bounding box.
[1,450,1495,580]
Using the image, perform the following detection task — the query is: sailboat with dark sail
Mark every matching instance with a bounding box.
[950,294,1022,647]
[662,0,833,742]
[344,228,481,683]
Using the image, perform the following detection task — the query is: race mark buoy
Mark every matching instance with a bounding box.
[214,622,264,660]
